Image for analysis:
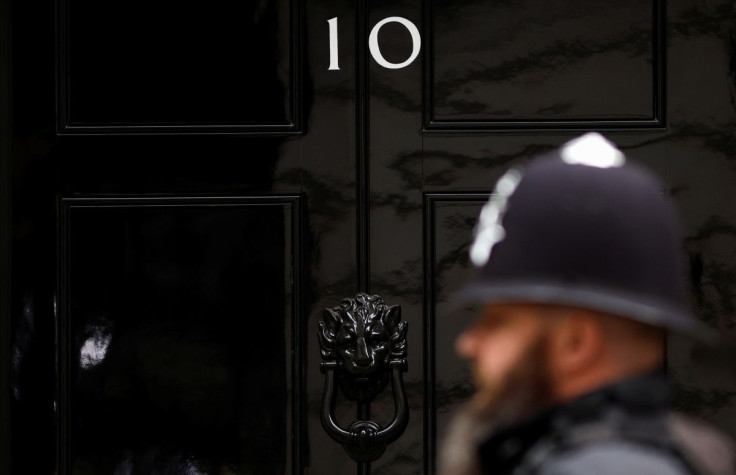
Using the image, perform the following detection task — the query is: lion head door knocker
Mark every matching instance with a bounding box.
[318,293,409,462]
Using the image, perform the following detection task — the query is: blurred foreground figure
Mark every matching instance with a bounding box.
[439,133,735,475]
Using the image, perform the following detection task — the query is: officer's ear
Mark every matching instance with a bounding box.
[547,308,605,379]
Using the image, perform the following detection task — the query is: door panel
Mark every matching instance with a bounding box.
[426,0,664,128]
[423,193,487,473]
[59,197,301,474]
[59,0,299,133]
[7,0,736,473]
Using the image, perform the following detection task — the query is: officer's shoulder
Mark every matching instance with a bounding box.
[537,412,736,475]
[539,440,691,475]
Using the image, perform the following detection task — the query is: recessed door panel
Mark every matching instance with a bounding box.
[426,0,663,129]
[59,197,302,474]
[59,0,300,133]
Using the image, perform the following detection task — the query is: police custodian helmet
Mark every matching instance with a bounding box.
[459,132,701,334]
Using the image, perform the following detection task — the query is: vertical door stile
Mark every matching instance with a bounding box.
[356,0,371,296]
[0,0,9,467]
[356,2,372,473]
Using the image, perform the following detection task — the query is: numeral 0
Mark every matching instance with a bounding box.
[328,16,421,71]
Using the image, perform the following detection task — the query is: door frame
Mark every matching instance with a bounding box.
[1,0,11,468]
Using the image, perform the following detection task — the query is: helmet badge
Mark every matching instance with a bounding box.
[469,168,523,267]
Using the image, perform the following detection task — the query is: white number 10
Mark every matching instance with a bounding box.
[328,16,422,71]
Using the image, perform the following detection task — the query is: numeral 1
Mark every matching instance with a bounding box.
[328,17,340,71]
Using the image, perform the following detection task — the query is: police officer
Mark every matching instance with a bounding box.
[439,133,735,475]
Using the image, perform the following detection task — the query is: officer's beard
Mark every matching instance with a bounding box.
[437,332,554,475]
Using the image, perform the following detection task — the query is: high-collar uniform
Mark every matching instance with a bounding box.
[477,373,735,475]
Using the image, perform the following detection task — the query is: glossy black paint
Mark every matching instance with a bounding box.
[0,0,9,468]
[425,0,666,130]
[59,197,302,474]
[6,0,736,474]
[58,0,301,133]
[422,193,487,473]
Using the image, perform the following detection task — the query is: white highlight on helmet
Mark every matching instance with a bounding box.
[560,132,626,168]
[470,168,523,267]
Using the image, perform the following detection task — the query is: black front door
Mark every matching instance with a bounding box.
[4,0,736,473]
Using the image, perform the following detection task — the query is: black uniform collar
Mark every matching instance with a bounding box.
[477,371,669,474]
